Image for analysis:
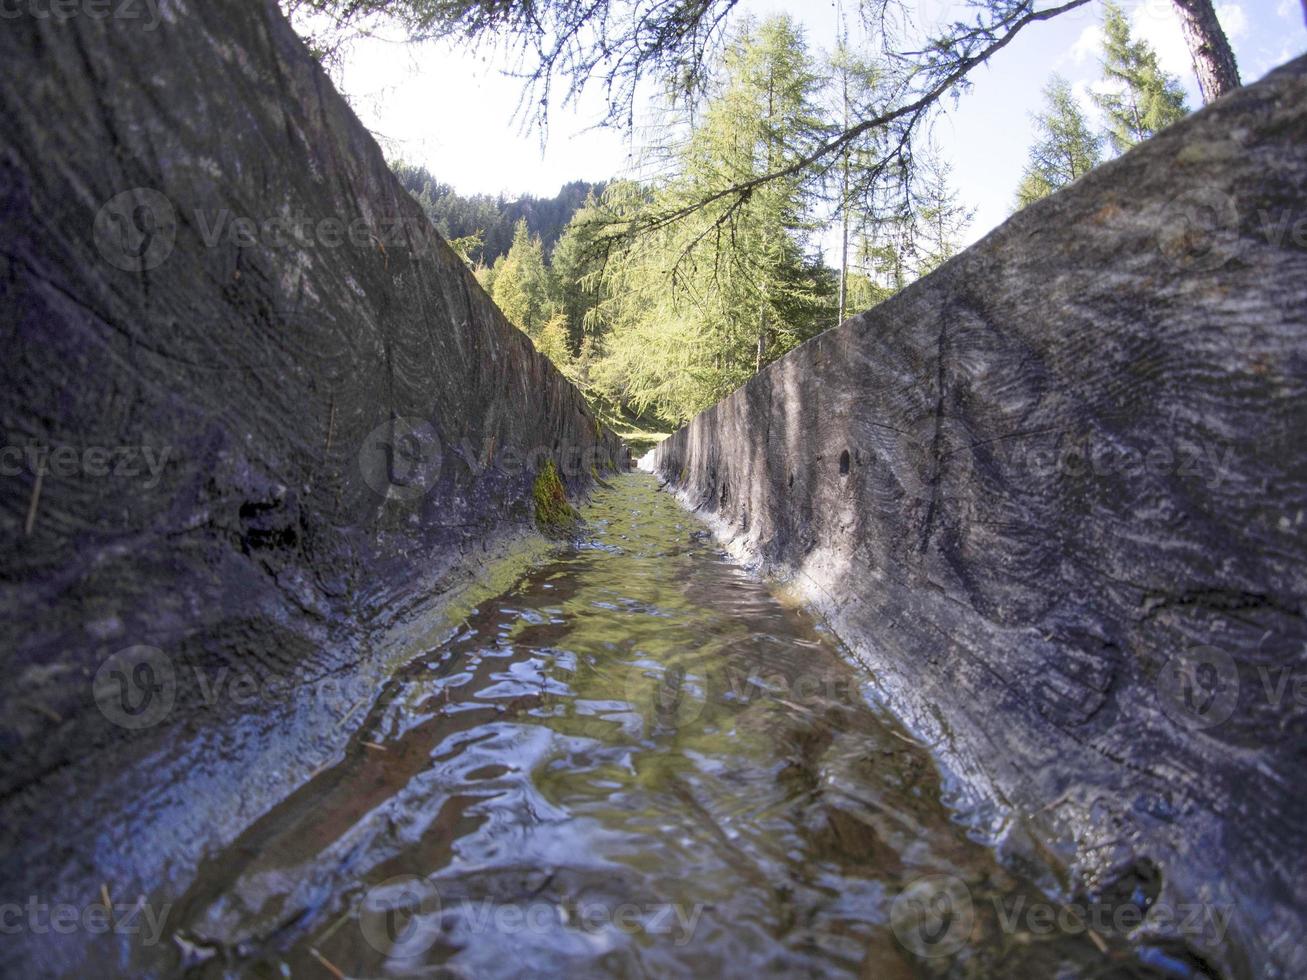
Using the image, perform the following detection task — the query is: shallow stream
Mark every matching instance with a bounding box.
[170,475,1153,978]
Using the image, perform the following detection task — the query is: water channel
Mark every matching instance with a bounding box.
[169,475,1157,978]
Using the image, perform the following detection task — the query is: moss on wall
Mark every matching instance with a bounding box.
[532,460,580,536]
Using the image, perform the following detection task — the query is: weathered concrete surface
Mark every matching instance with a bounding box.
[653,57,1307,980]
[0,1,619,974]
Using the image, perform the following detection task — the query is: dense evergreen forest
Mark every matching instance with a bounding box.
[389,168,604,266]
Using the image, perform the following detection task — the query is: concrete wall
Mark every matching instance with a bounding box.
[654,57,1307,980]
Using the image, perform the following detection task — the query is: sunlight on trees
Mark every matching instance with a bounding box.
[366,3,1221,425]
[1013,4,1191,210]
[1094,1,1189,154]
[382,16,974,426]
[1014,76,1104,209]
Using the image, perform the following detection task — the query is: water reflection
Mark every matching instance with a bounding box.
[170,474,1159,978]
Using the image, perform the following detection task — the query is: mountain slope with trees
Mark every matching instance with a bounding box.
[390,165,604,265]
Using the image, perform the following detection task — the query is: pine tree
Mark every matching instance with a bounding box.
[589,16,834,424]
[912,154,973,277]
[491,219,553,333]
[828,32,888,325]
[550,199,608,353]
[1013,76,1102,210]
[1013,171,1056,211]
[533,311,574,369]
[447,231,483,266]
[1093,2,1189,155]
[856,215,912,297]
[726,16,829,371]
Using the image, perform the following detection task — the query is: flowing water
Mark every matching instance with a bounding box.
[169,474,1159,979]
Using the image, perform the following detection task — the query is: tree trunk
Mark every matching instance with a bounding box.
[1170,0,1241,103]
[838,46,850,327]
[838,184,850,325]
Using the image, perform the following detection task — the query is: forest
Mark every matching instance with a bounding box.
[375,3,1189,430]
[388,170,604,265]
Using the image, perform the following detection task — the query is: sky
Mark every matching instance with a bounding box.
[325,0,1302,251]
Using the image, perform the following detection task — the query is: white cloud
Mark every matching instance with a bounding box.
[1129,0,1194,81]
[1069,76,1110,128]
[1215,2,1249,40]
[1070,77,1098,105]
[1086,76,1121,100]
[1069,23,1105,63]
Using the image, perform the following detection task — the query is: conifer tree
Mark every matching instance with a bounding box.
[1013,76,1102,210]
[1093,1,1189,155]
[828,28,888,325]
[550,199,608,353]
[912,154,973,276]
[533,311,575,368]
[589,16,834,424]
[491,219,553,333]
